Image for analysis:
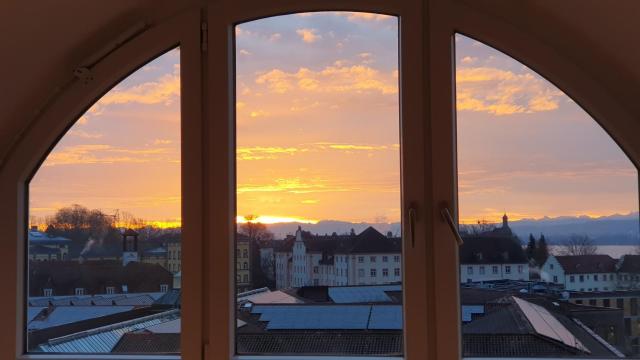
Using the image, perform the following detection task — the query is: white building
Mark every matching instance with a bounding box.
[459,214,530,283]
[275,227,402,289]
[540,255,618,292]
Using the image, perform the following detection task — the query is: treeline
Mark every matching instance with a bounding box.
[35,204,180,258]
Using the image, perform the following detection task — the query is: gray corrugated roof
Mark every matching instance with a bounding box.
[251,304,402,330]
[28,306,135,330]
[328,285,400,303]
[37,309,180,353]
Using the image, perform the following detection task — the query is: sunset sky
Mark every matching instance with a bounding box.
[29,12,638,227]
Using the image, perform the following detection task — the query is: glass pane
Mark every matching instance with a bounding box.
[235,12,402,356]
[27,49,181,354]
[455,34,640,358]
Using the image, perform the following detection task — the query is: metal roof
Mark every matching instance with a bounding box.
[28,230,71,244]
[28,306,135,330]
[251,304,402,330]
[27,307,46,323]
[328,285,401,303]
[37,309,180,353]
[513,297,589,353]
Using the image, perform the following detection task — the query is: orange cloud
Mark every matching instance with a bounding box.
[68,129,103,139]
[91,64,180,111]
[237,146,305,160]
[456,67,563,115]
[43,144,171,166]
[255,65,397,95]
[296,28,321,43]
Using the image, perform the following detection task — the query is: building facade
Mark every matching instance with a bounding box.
[569,291,640,355]
[275,226,402,289]
[459,214,529,283]
[237,235,252,292]
[28,228,70,261]
[540,254,640,292]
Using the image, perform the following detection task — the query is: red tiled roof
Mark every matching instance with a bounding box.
[555,255,616,274]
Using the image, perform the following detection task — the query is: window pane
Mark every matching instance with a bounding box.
[455,34,639,358]
[235,12,402,356]
[27,49,181,354]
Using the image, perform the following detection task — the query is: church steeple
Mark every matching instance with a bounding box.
[502,213,509,228]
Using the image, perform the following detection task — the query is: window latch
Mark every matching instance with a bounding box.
[440,205,464,246]
[407,205,416,248]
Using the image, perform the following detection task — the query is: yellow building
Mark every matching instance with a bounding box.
[237,235,251,293]
[167,240,181,273]
[141,246,168,268]
[570,292,640,354]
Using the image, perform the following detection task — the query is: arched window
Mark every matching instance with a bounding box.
[27,49,182,354]
[3,3,637,360]
[455,34,639,358]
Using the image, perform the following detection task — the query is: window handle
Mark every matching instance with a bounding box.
[408,206,417,248]
[440,205,464,246]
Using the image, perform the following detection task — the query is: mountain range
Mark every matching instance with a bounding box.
[263,212,640,245]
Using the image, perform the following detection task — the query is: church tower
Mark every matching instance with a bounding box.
[502,213,509,229]
[122,228,139,266]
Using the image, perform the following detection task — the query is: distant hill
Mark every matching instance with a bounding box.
[262,213,640,245]
[508,212,640,245]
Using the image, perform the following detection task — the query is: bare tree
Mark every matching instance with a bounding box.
[238,215,274,242]
[560,234,598,256]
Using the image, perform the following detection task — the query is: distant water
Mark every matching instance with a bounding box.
[549,245,638,259]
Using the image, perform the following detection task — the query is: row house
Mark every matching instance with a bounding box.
[541,255,640,292]
[275,226,401,289]
[28,228,71,262]
[459,214,530,283]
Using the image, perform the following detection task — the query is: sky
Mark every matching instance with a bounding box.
[29,12,638,227]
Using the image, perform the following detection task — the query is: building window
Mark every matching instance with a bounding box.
[370,256,376,263]
[160,284,169,292]
[505,266,511,274]
[517,265,523,273]
[492,266,498,274]
[383,256,388,262]
[370,269,377,277]
[550,264,554,270]
[467,266,473,275]
[43,288,52,297]
[243,274,249,283]
[570,275,575,283]
[358,269,365,278]
[75,288,84,296]
[394,268,400,277]
[579,275,585,282]
[603,299,611,307]
[617,298,624,309]
[313,266,318,274]
[479,266,485,275]
[383,268,389,277]
[594,274,599,281]
[106,286,115,295]
[553,275,558,283]
[394,255,400,262]
[358,256,364,263]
